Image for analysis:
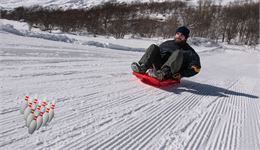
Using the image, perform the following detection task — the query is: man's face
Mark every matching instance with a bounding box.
[175,32,186,43]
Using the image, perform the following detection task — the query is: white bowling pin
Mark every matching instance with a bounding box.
[20,95,29,114]
[25,103,36,126]
[32,97,38,108]
[42,103,51,126]
[26,109,38,127]
[28,111,39,134]
[48,101,55,123]
[41,98,48,112]
[36,104,41,112]
[24,99,33,119]
[26,112,34,127]
[36,107,44,130]
[24,95,37,118]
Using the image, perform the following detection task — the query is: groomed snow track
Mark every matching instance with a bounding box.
[1,34,259,150]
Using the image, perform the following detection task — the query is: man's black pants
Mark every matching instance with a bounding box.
[138,44,183,75]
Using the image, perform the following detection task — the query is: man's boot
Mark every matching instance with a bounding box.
[131,62,147,74]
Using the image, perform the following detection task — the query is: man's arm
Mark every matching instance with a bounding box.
[180,50,201,77]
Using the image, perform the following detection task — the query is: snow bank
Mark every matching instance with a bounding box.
[0,24,75,43]
[0,24,24,36]
[82,41,145,52]
[0,20,146,52]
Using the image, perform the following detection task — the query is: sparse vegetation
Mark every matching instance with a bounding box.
[0,0,259,45]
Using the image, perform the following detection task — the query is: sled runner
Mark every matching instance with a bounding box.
[132,72,180,87]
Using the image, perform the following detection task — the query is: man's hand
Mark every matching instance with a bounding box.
[173,73,182,80]
[191,65,201,73]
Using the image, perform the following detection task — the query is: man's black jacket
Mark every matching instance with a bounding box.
[159,40,201,77]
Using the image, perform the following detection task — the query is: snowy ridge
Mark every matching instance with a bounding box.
[82,41,145,52]
[1,24,75,43]
[0,20,147,52]
[0,19,223,53]
[0,19,260,150]
[0,0,245,10]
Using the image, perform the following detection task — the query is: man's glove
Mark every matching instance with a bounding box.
[191,65,201,73]
[173,73,182,80]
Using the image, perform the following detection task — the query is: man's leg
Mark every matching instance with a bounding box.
[138,44,164,70]
[161,50,183,75]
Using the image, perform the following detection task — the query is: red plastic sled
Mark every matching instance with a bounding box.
[132,72,180,87]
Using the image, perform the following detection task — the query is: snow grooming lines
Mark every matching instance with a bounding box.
[20,95,56,134]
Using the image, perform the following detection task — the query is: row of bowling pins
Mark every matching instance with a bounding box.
[20,95,56,134]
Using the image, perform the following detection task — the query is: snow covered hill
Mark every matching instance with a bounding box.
[0,0,249,9]
[0,19,260,150]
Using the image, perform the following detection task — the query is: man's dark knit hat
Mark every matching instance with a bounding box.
[176,26,190,39]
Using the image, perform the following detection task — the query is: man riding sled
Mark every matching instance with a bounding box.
[131,26,201,81]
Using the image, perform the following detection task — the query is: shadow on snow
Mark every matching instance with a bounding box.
[161,80,259,99]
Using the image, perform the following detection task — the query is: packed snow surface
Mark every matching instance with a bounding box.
[0,19,260,150]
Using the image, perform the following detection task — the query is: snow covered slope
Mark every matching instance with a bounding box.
[0,0,247,9]
[0,20,260,150]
